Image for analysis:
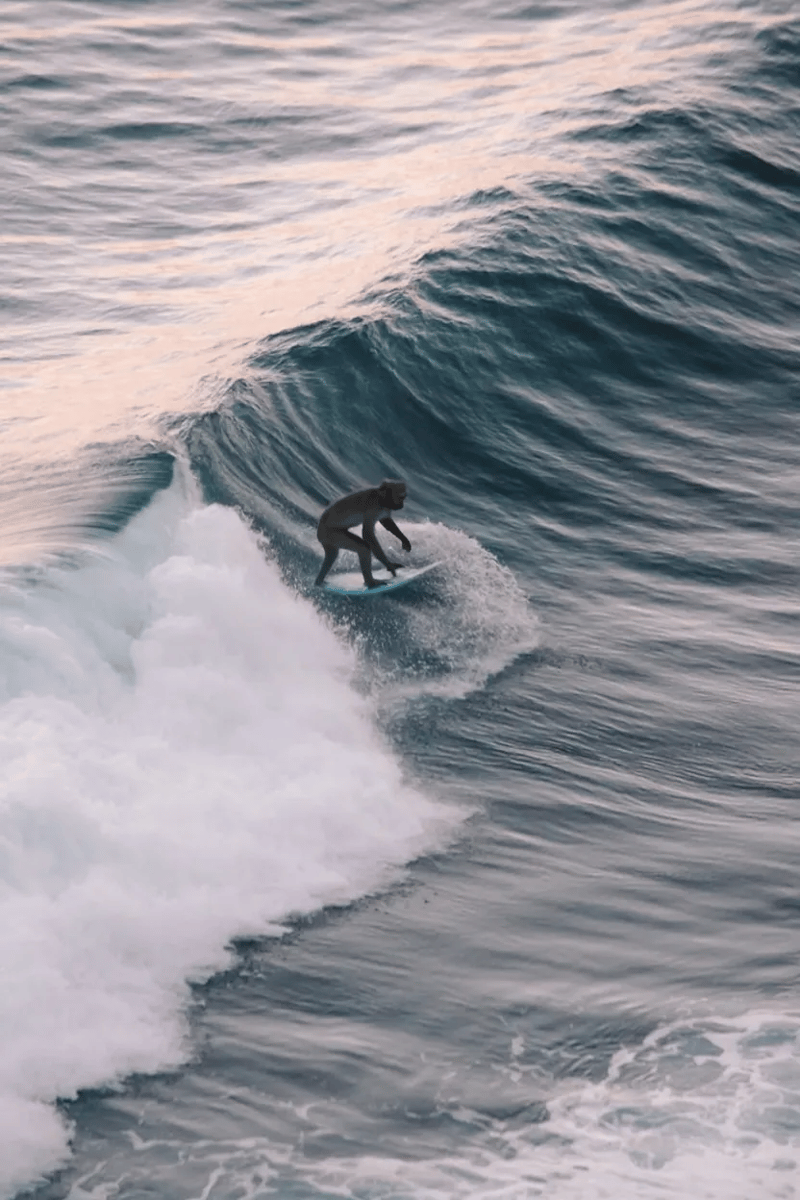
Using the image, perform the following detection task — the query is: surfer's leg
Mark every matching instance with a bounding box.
[340,530,385,588]
[316,528,383,587]
[315,546,339,586]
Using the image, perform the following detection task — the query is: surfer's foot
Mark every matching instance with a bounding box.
[367,579,388,589]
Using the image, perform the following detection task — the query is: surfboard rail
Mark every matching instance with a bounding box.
[319,561,442,597]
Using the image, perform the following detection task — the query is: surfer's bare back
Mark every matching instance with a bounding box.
[315,479,411,588]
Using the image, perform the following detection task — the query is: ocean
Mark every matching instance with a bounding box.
[1,1,799,1197]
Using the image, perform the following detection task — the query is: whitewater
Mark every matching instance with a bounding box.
[0,475,460,1192]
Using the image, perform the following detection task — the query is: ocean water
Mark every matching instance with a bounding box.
[2,1,799,1197]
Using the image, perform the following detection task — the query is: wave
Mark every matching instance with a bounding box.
[0,469,456,1196]
[3,15,798,1193]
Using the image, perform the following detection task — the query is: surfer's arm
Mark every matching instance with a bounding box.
[363,516,400,572]
[379,517,411,552]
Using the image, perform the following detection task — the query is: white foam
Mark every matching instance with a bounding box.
[281,1006,800,1200]
[355,521,540,704]
[0,475,455,1198]
[540,1008,800,1193]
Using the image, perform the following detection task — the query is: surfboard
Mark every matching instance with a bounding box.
[320,561,442,597]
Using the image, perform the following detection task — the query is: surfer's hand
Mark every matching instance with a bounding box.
[400,536,411,552]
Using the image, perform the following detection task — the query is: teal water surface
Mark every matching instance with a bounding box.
[2,2,799,1198]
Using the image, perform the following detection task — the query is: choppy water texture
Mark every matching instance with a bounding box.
[1,1,799,1197]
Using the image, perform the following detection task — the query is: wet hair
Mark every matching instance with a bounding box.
[379,478,406,495]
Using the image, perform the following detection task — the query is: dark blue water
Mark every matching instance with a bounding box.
[2,2,799,1197]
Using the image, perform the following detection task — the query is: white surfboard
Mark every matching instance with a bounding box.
[320,561,442,597]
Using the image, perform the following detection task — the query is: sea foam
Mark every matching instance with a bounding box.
[0,475,452,1197]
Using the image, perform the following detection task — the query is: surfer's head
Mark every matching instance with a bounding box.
[378,479,406,510]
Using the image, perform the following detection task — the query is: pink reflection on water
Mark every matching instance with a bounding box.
[0,0,786,469]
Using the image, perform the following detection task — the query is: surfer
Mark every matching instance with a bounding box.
[315,479,412,588]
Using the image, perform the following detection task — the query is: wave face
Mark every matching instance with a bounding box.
[2,0,799,1197]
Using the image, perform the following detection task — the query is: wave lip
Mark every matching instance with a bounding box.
[0,479,456,1199]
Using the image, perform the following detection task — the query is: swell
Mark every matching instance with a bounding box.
[178,55,800,752]
[183,93,799,592]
